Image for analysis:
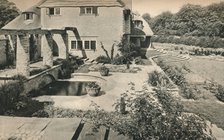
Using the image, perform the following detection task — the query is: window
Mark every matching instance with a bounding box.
[91,41,96,50]
[71,41,77,49]
[80,7,98,15]
[77,41,83,50]
[134,20,143,29]
[47,7,60,15]
[84,41,90,49]
[70,39,96,50]
[86,7,92,14]
[24,13,33,20]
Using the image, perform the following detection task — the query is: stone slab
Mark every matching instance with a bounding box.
[41,118,81,140]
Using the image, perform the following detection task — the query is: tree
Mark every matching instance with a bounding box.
[142,13,151,25]
[207,2,224,23]
[149,11,173,34]
[0,0,19,28]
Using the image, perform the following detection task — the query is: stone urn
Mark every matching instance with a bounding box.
[85,82,101,96]
[99,66,109,76]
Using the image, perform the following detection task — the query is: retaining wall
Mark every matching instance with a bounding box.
[22,65,61,95]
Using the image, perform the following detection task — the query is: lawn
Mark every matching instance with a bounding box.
[183,99,224,130]
[151,44,224,131]
[188,56,224,85]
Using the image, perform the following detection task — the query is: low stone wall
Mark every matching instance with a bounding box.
[22,65,61,95]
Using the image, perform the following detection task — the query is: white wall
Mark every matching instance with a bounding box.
[41,6,124,59]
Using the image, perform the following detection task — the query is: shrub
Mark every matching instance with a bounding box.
[83,85,214,140]
[216,84,224,102]
[181,84,201,100]
[53,58,64,65]
[148,71,172,88]
[95,55,111,64]
[59,59,73,79]
[112,55,126,65]
[99,66,109,76]
[133,57,144,65]
[86,82,100,89]
[152,35,224,49]
[0,64,6,70]
[0,77,25,114]
[6,96,50,117]
[156,59,186,87]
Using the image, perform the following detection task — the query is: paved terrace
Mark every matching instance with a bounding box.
[36,64,157,112]
[0,116,130,140]
[0,64,157,140]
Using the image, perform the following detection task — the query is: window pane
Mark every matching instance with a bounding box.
[77,41,83,50]
[49,8,54,15]
[86,7,92,14]
[25,13,33,20]
[93,7,98,15]
[56,8,60,15]
[91,41,96,50]
[80,7,85,14]
[71,41,76,49]
[84,41,90,49]
[30,13,33,19]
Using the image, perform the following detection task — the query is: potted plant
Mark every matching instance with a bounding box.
[86,82,101,96]
[99,66,109,76]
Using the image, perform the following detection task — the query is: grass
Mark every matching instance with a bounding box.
[188,56,224,85]
[152,44,224,131]
[183,100,224,130]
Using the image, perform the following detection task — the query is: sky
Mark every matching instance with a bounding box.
[9,0,224,17]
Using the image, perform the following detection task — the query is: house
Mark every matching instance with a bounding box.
[0,0,153,77]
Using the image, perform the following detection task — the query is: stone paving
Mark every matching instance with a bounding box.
[0,116,129,140]
[36,64,156,112]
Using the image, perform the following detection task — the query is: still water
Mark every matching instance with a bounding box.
[40,81,90,96]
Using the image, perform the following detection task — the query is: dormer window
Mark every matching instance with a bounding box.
[80,7,98,15]
[134,20,143,29]
[24,13,33,20]
[47,7,60,15]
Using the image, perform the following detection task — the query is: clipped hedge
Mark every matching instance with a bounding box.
[152,35,224,49]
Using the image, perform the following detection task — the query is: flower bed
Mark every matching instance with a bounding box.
[89,64,141,73]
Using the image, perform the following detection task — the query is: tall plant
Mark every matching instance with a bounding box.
[117,36,140,68]
[83,83,214,140]
[100,42,115,63]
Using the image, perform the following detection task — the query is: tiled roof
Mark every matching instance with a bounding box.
[22,6,40,14]
[131,28,145,36]
[2,7,41,30]
[132,15,154,36]
[39,0,124,7]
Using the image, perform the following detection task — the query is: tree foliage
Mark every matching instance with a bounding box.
[145,2,224,38]
[0,0,19,28]
[142,13,151,24]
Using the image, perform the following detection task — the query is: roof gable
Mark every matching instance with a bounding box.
[2,7,41,30]
[39,0,124,7]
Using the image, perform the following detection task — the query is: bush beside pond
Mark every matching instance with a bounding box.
[0,75,27,114]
